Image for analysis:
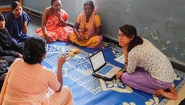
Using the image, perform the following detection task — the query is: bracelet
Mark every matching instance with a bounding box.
[59,18,64,22]
[119,68,126,72]
[124,62,128,65]
[44,33,47,36]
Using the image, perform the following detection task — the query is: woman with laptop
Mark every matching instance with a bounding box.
[116,24,178,100]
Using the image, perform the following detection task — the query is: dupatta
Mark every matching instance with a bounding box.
[80,11,96,39]
[0,59,21,104]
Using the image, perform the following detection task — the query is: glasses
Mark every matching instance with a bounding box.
[117,34,125,38]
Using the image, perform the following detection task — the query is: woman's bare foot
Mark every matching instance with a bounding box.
[168,86,178,96]
[155,89,178,100]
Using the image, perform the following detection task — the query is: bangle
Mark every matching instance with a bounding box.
[44,33,47,37]
[124,62,128,65]
[119,68,126,72]
[77,33,80,36]
[59,18,64,22]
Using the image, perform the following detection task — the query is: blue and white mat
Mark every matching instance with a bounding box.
[42,41,185,105]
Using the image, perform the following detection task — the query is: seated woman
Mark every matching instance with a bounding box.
[35,0,72,43]
[116,24,178,100]
[5,1,30,44]
[0,37,74,105]
[0,12,23,80]
[69,1,103,49]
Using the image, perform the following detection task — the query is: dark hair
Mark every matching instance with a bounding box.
[11,1,21,11]
[51,0,60,6]
[84,1,94,10]
[23,37,46,64]
[119,24,143,52]
[0,12,7,21]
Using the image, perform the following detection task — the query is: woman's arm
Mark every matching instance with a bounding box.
[0,46,20,58]
[88,15,101,38]
[88,26,101,38]
[58,17,67,27]
[73,22,80,35]
[123,47,128,69]
[41,9,48,35]
[41,8,50,43]
[116,48,128,79]
[55,11,67,27]
[56,54,68,92]
[22,20,27,34]
[56,13,67,27]
[22,12,30,34]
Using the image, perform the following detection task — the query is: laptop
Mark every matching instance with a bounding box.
[89,50,121,81]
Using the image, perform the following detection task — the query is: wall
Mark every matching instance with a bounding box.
[23,0,185,68]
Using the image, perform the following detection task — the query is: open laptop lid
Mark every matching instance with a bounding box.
[89,50,106,73]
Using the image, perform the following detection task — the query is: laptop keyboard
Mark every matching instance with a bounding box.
[98,65,114,75]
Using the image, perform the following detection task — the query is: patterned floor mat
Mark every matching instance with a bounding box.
[42,42,185,105]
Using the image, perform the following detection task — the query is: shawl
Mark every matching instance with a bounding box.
[80,11,96,39]
[0,28,12,47]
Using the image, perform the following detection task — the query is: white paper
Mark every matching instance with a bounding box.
[114,55,125,64]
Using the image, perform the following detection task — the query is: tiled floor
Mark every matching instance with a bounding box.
[27,15,41,37]
[28,14,185,105]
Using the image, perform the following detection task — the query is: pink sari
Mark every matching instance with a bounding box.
[35,9,72,42]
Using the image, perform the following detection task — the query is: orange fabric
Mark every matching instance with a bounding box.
[35,10,72,42]
[0,58,74,105]
[0,59,21,104]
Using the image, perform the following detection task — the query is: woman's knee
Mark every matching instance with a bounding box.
[121,73,130,83]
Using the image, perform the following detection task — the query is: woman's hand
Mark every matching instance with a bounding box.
[77,32,85,41]
[44,33,51,44]
[57,53,69,68]
[55,11,67,26]
[116,71,124,79]
[55,11,61,19]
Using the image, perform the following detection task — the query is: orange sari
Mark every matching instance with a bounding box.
[35,10,72,42]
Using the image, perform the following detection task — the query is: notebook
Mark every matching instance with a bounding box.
[89,50,121,81]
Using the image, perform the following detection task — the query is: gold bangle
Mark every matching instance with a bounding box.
[119,68,126,72]
[59,18,64,22]
[124,62,128,65]
[44,33,48,37]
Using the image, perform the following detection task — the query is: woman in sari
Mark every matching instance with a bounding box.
[5,1,30,44]
[69,1,103,49]
[0,37,74,105]
[35,0,72,43]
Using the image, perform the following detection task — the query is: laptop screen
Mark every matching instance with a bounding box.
[89,51,106,71]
